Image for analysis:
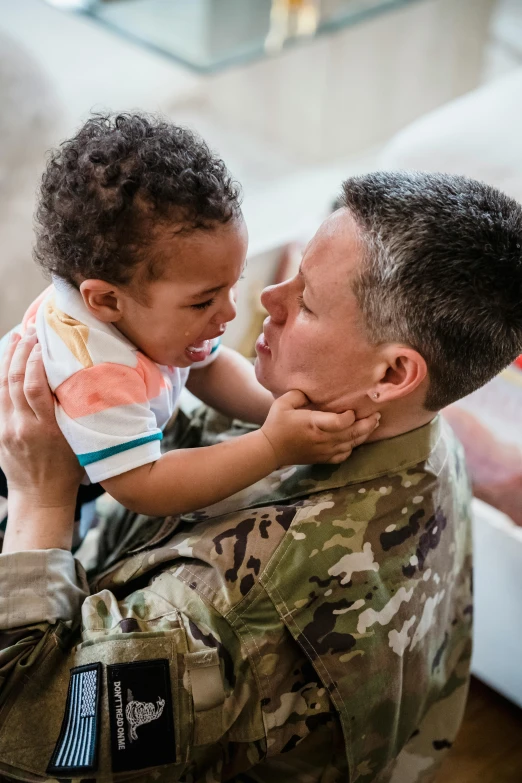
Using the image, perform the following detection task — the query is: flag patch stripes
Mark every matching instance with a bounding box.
[47,662,102,774]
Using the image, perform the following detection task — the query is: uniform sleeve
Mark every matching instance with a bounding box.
[0,565,259,781]
[54,360,164,483]
[0,550,88,726]
[0,549,88,629]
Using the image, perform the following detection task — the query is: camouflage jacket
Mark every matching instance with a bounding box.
[0,414,472,783]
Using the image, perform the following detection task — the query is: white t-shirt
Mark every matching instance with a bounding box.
[1,279,220,484]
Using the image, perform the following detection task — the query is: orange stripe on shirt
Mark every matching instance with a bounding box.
[55,363,151,419]
[136,351,166,401]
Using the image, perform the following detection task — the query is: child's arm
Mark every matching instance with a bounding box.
[102,391,380,516]
[186,346,273,425]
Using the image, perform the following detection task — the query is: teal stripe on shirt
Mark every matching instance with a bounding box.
[77,432,163,467]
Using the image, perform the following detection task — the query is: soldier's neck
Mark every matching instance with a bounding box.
[365,404,438,444]
[317,390,438,444]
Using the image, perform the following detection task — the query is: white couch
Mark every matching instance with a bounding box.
[381,66,522,204]
[381,67,522,707]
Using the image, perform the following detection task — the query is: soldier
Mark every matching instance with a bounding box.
[1,172,522,782]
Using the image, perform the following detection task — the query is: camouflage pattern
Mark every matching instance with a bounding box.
[0,409,472,782]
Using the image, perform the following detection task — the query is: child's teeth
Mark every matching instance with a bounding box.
[187,340,209,352]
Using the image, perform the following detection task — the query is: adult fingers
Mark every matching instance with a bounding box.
[8,329,38,417]
[24,343,55,422]
[0,331,21,408]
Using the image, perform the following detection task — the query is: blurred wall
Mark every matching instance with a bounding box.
[0,0,500,336]
[0,33,58,333]
[0,0,199,335]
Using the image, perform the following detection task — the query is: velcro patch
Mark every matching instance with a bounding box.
[185,649,225,711]
[107,659,176,772]
[47,663,102,775]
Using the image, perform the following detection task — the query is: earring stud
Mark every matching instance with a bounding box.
[372,392,380,400]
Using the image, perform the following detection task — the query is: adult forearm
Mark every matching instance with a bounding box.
[3,491,77,553]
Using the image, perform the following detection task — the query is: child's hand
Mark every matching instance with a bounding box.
[260,390,380,466]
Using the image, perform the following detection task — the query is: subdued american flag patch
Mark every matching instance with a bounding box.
[47,662,102,774]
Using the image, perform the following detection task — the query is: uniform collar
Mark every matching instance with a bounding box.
[325,414,443,489]
[188,416,444,521]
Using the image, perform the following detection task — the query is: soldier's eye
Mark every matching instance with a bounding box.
[297,294,312,314]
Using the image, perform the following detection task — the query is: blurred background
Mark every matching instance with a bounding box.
[1,0,520,341]
[1,1,522,779]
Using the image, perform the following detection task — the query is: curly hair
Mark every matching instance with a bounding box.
[34,113,242,288]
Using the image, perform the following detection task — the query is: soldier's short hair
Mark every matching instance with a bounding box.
[341,171,522,410]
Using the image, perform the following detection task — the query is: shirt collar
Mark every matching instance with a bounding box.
[51,275,89,320]
[51,275,137,350]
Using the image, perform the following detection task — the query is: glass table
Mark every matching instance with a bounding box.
[50,0,423,73]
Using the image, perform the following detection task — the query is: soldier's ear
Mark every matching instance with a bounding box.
[370,345,427,403]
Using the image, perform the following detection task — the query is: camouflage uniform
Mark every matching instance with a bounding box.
[0,410,472,782]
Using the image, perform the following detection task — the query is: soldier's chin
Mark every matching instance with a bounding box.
[254,357,266,384]
[254,361,284,398]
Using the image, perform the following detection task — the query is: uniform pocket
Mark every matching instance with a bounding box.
[0,629,194,782]
[75,629,193,775]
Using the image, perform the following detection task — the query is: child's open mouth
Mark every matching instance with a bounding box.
[185,339,212,362]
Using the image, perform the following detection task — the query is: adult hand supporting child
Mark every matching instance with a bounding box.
[0,327,82,553]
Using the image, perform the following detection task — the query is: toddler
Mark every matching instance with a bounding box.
[0,114,378,545]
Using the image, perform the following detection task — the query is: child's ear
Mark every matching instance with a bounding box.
[79,279,124,323]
